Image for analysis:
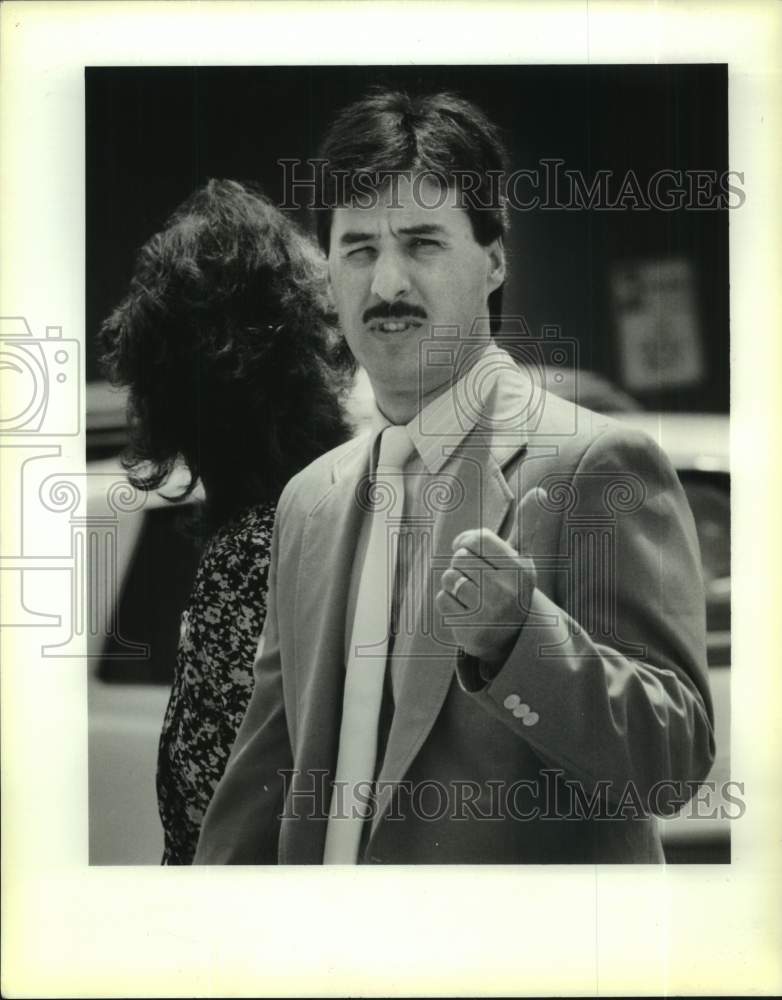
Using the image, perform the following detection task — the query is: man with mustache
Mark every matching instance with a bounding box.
[195,90,714,864]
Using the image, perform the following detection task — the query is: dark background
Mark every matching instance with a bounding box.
[86,63,730,412]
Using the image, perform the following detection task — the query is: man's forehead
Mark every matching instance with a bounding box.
[330,174,472,238]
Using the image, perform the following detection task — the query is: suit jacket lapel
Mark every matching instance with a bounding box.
[281,437,372,861]
[369,432,522,839]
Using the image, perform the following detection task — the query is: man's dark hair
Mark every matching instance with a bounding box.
[314,89,510,328]
[100,178,353,531]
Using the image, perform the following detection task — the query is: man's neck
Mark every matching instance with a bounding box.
[374,381,449,426]
[373,340,494,426]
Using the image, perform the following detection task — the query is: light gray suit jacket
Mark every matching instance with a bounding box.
[195,387,714,864]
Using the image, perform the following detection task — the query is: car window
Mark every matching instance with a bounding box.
[680,473,730,666]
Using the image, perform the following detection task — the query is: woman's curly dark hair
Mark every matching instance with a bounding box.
[99,179,354,530]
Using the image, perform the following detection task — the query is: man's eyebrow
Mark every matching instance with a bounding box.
[397,223,448,237]
[337,230,377,246]
[337,223,449,246]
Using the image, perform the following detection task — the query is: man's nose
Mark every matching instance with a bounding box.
[370,249,411,302]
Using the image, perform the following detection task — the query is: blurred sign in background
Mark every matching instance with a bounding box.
[611,257,705,394]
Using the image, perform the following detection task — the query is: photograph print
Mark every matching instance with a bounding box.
[85,63,733,867]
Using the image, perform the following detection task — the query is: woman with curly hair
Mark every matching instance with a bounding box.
[100,179,354,864]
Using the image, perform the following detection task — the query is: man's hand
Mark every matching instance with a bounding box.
[435,489,544,665]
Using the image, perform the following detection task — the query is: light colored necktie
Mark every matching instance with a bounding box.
[323,425,413,864]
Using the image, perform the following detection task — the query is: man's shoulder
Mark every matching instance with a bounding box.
[519,385,666,468]
[512,382,613,448]
[489,351,627,455]
[537,388,615,437]
[528,389,672,481]
[278,432,371,512]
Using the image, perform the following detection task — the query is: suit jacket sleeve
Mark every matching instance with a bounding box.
[193,497,292,864]
[456,425,716,814]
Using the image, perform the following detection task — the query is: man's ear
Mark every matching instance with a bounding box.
[486,237,506,292]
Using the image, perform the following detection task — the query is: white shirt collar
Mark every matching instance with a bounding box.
[368,342,528,474]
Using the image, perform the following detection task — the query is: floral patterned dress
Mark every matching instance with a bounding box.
[156,502,276,864]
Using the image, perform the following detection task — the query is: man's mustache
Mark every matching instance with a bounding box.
[362,301,428,325]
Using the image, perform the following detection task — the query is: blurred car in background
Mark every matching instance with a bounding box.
[88,369,730,864]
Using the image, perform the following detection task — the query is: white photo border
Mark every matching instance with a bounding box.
[1,1,781,996]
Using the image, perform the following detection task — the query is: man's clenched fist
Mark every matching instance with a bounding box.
[435,488,544,665]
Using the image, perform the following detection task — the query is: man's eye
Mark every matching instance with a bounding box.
[346,246,375,260]
[410,238,441,251]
